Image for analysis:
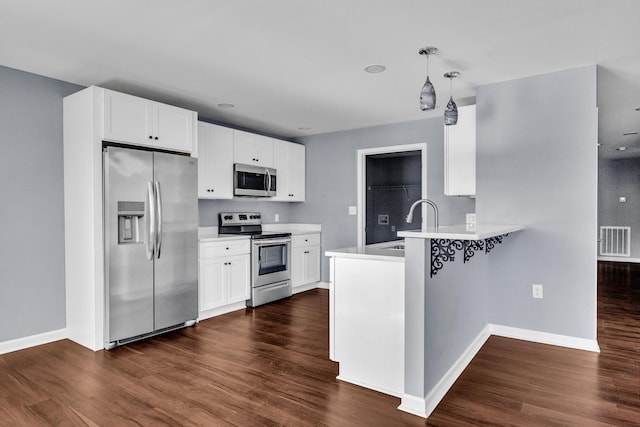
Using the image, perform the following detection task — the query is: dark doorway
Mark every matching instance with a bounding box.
[365,151,422,245]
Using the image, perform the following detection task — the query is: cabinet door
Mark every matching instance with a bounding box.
[197,123,214,197]
[234,131,274,168]
[444,104,476,196]
[233,130,257,165]
[305,245,321,283]
[227,254,250,304]
[272,140,290,201]
[255,136,274,167]
[198,123,233,199]
[154,103,195,153]
[291,246,306,287]
[289,143,305,201]
[199,257,226,312]
[103,90,153,146]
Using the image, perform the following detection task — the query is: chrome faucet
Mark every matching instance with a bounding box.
[405,199,439,230]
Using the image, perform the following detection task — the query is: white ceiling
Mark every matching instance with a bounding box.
[1,0,639,158]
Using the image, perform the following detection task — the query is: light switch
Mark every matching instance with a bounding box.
[348,206,357,215]
[619,197,627,203]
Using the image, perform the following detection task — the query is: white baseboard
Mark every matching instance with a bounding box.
[423,325,491,418]
[292,282,319,294]
[293,281,330,294]
[0,328,67,355]
[336,374,402,398]
[598,256,640,263]
[398,324,597,420]
[198,301,246,321]
[316,281,330,290]
[489,324,600,353]
[398,393,428,418]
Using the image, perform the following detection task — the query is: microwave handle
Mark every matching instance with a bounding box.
[266,168,271,192]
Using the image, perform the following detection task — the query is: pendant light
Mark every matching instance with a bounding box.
[443,71,460,126]
[419,47,437,111]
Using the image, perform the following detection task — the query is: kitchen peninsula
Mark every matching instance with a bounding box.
[326,224,524,418]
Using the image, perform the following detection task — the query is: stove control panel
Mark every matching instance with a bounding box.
[219,212,262,226]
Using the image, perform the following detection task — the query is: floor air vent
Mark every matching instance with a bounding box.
[599,226,631,257]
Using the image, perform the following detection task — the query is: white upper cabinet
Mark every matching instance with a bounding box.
[197,122,234,199]
[444,104,476,196]
[233,130,274,167]
[272,140,305,202]
[103,89,196,153]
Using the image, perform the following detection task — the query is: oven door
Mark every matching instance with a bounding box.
[252,238,291,287]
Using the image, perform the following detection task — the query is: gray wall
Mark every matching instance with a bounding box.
[0,65,83,341]
[294,118,476,281]
[598,157,640,259]
[477,66,598,339]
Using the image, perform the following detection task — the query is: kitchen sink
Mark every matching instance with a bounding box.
[384,244,405,250]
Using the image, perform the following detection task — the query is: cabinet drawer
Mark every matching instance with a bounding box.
[292,233,320,248]
[200,239,250,258]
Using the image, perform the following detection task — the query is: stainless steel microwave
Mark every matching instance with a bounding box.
[234,163,277,197]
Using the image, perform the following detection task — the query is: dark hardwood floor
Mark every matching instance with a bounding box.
[1,262,639,426]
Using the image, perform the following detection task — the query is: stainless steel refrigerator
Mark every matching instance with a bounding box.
[103,146,198,349]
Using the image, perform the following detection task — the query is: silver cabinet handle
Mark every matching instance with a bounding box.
[146,182,156,260]
[155,181,163,259]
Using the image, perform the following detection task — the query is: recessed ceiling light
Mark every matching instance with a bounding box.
[298,127,312,131]
[623,132,638,136]
[364,64,386,73]
[617,146,628,151]
[217,103,235,109]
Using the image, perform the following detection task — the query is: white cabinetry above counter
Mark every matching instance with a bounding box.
[444,104,475,196]
[273,140,305,202]
[234,130,274,167]
[103,89,197,154]
[196,121,306,202]
[197,122,234,199]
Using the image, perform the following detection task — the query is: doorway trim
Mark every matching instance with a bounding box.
[357,143,428,247]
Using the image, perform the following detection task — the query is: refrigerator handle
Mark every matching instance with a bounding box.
[146,181,156,260]
[155,181,163,259]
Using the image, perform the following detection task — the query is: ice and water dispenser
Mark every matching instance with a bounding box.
[117,201,145,244]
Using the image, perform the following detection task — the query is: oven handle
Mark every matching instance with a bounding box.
[253,238,291,246]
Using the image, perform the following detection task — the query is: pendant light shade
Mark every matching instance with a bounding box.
[419,47,437,111]
[443,71,460,126]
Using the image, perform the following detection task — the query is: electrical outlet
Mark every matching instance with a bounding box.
[348,206,357,215]
[532,284,543,299]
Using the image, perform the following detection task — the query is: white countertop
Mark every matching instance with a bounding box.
[262,223,321,235]
[198,233,250,243]
[325,241,405,262]
[398,224,525,241]
[198,224,321,242]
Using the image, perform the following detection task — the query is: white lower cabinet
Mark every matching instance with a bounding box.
[199,239,250,319]
[291,233,321,289]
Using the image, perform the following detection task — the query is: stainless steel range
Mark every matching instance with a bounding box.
[219,212,292,307]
